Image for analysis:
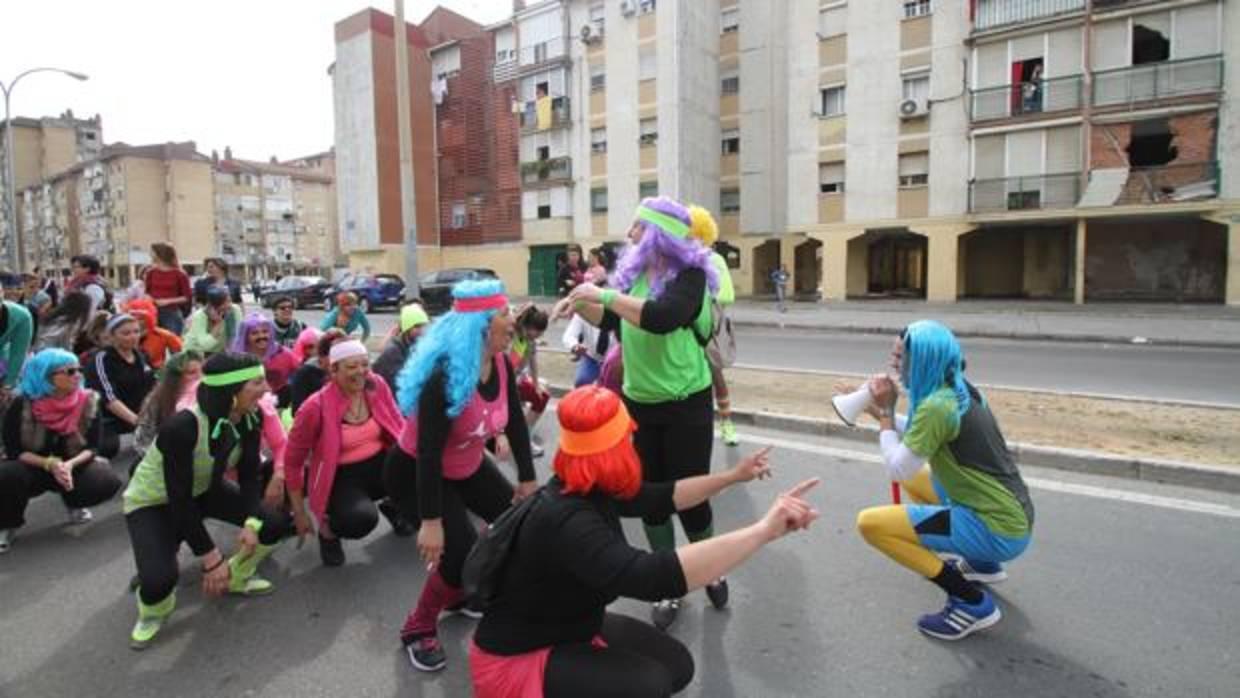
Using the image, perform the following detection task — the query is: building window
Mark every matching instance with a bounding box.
[898,153,929,187]
[721,128,740,155]
[638,0,656,15]
[451,202,467,229]
[589,2,605,33]
[591,127,608,154]
[721,72,740,94]
[721,6,739,33]
[820,85,846,117]
[903,0,931,19]
[902,74,929,103]
[590,63,606,91]
[639,47,657,81]
[639,118,658,146]
[591,187,608,213]
[819,163,845,193]
[720,189,741,213]
[639,180,658,199]
[818,3,846,39]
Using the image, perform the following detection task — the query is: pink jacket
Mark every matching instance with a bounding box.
[285,373,404,524]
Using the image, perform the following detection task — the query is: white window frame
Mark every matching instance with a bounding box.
[591,127,607,154]
[638,0,656,15]
[591,187,608,213]
[898,153,930,188]
[639,118,658,146]
[818,2,847,39]
[720,188,741,213]
[721,6,739,33]
[819,163,845,193]
[590,63,606,91]
[639,47,657,81]
[721,71,740,94]
[589,3,605,34]
[450,202,467,229]
[820,85,846,117]
[902,73,930,102]
[903,0,932,19]
[639,180,659,199]
[721,128,740,155]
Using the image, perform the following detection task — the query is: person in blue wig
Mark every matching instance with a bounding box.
[850,320,1034,640]
[382,278,537,674]
[0,348,122,554]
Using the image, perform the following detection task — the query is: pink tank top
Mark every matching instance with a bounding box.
[339,417,383,465]
[399,355,509,480]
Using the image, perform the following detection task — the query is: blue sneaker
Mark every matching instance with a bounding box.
[951,558,1008,584]
[917,592,1001,641]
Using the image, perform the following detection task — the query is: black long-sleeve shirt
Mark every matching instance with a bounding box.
[599,267,706,340]
[474,477,687,655]
[85,347,155,418]
[415,353,535,519]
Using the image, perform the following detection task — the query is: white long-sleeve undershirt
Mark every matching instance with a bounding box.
[878,413,922,481]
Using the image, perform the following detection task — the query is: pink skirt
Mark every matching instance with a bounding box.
[469,636,608,698]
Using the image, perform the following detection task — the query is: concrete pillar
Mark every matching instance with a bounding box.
[780,235,798,297]
[1074,218,1087,305]
[918,224,970,303]
[1227,222,1240,306]
[821,229,865,301]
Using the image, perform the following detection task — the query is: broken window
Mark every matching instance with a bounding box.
[1127,119,1177,168]
[1132,24,1169,65]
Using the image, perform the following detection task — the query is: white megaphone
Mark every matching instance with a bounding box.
[831,385,873,427]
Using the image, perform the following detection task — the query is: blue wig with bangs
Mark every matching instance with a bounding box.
[397,278,506,418]
[19,348,80,400]
[901,320,971,427]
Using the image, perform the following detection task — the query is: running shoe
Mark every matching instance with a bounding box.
[916,591,1001,641]
[0,529,12,554]
[443,600,484,620]
[952,558,1008,584]
[651,598,682,631]
[319,534,345,567]
[378,499,415,537]
[66,507,93,525]
[720,420,739,447]
[706,577,729,609]
[404,634,447,672]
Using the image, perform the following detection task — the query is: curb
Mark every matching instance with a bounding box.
[546,384,1240,494]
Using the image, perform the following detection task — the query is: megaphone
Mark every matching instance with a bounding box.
[831,385,873,427]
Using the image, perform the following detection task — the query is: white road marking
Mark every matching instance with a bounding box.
[734,431,1240,520]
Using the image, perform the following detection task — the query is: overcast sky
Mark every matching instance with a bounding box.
[1,0,510,162]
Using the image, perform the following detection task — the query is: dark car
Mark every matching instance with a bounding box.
[327,273,406,313]
[260,275,332,309]
[419,268,499,315]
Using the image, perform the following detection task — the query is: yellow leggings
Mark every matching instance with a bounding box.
[856,466,944,578]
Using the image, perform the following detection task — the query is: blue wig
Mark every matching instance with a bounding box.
[902,320,971,426]
[19,348,80,400]
[397,278,505,418]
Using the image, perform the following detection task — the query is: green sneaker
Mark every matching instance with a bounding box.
[228,542,278,595]
[720,419,739,447]
[130,592,176,650]
[229,575,274,596]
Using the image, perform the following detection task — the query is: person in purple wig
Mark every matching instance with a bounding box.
[551,195,728,631]
[230,311,299,409]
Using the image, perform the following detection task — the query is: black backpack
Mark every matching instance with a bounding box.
[461,488,545,612]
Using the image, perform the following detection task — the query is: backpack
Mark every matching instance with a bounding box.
[694,296,736,369]
[88,280,115,313]
[461,488,545,612]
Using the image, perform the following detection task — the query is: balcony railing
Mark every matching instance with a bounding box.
[1092,55,1223,107]
[492,37,570,82]
[519,96,571,132]
[970,74,1083,121]
[520,156,572,186]
[1112,162,1219,206]
[969,172,1082,213]
[973,0,1085,31]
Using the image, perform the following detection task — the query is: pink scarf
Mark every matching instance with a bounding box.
[32,390,90,435]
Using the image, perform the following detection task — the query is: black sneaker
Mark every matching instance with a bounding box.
[403,633,447,672]
[443,600,484,620]
[378,499,415,537]
[706,577,729,609]
[651,598,681,631]
[319,534,345,567]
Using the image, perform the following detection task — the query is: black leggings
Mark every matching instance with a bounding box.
[383,448,513,588]
[325,451,391,539]
[544,613,695,698]
[0,458,122,529]
[125,483,290,604]
[628,393,714,534]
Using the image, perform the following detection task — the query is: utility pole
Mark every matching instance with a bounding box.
[394,0,420,299]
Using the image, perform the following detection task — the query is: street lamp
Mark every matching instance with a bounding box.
[1,67,89,272]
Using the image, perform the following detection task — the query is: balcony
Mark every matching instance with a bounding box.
[492,37,570,82]
[970,74,1083,121]
[519,96,571,132]
[1113,162,1219,206]
[1092,55,1223,108]
[973,0,1084,32]
[969,173,1082,213]
[520,156,572,187]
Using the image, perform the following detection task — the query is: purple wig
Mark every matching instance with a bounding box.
[611,196,719,299]
[230,311,280,360]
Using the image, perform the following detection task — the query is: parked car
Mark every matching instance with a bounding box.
[419,268,499,315]
[326,273,406,313]
[260,275,332,309]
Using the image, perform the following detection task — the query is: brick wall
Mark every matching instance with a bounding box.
[1090,110,1217,168]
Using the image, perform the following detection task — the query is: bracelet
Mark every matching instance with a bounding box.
[44,456,61,472]
[203,557,225,573]
[600,289,618,309]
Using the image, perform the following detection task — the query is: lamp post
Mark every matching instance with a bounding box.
[1,67,89,272]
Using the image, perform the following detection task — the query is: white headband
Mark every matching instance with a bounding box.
[329,340,368,365]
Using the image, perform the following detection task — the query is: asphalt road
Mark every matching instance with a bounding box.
[2,420,1238,697]
[298,308,1240,405]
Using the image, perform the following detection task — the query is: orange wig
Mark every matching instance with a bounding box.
[553,386,642,500]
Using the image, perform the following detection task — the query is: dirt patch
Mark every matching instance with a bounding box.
[538,352,1240,467]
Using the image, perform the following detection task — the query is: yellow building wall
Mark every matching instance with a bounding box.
[638,79,657,106]
[820,36,847,66]
[168,160,215,266]
[819,117,846,147]
[40,126,79,179]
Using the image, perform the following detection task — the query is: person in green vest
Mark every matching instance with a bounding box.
[687,204,740,446]
[552,195,724,631]
[122,352,292,649]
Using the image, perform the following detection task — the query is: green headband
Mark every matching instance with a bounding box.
[201,364,265,387]
[636,205,690,239]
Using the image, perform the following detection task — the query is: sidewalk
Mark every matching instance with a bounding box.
[518,296,1240,347]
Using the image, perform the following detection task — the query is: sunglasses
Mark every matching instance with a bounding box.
[53,367,82,377]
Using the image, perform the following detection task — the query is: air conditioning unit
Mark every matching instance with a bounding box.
[620,0,636,17]
[580,24,603,44]
[899,99,929,119]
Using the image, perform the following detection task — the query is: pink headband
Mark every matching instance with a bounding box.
[453,293,508,314]
[328,340,368,364]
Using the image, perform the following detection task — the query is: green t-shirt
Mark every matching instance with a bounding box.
[123,407,238,514]
[903,386,1034,538]
[621,273,713,405]
[709,253,735,306]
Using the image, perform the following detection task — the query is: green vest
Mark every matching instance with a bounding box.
[621,273,713,404]
[123,407,238,514]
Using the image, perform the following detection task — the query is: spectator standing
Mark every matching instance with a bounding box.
[193,258,243,306]
[143,243,192,335]
[66,255,112,315]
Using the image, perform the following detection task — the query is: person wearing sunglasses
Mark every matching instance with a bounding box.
[0,349,122,554]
